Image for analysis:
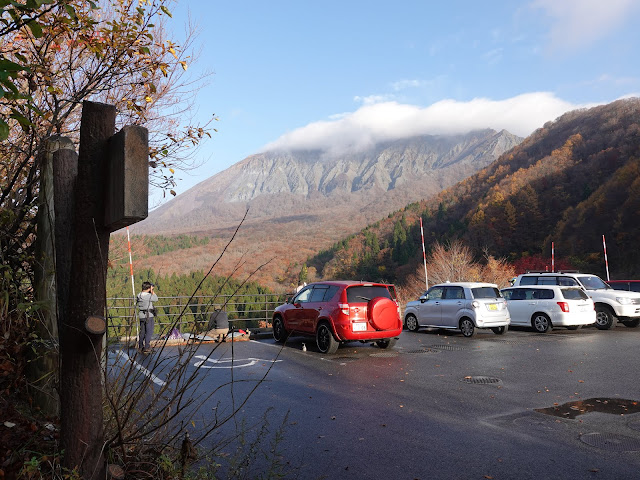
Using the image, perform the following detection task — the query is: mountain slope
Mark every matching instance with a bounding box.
[313,98,640,282]
[136,129,522,234]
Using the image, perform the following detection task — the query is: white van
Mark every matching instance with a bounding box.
[501,285,595,333]
[512,272,640,330]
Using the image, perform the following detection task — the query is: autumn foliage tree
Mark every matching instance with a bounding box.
[1,0,213,309]
[398,240,515,305]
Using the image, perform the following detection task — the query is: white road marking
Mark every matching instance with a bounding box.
[193,355,282,369]
[116,350,167,387]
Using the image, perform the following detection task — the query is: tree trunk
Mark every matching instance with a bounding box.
[60,101,116,479]
[32,136,78,416]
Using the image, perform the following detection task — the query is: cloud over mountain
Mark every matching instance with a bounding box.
[261,92,585,156]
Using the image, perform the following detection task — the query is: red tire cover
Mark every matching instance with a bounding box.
[367,297,398,330]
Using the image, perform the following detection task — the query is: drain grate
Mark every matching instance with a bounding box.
[403,348,441,354]
[580,432,640,452]
[428,344,466,351]
[333,356,359,362]
[369,352,398,358]
[461,376,501,385]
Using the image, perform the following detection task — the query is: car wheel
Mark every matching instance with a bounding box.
[376,338,397,349]
[272,316,288,343]
[405,314,419,332]
[316,322,339,354]
[491,325,508,335]
[622,319,640,328]
[459,318,476,337]
[595,306,616,330]
[532,313,551,333]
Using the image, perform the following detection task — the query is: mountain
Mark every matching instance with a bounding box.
[312,98,640,284]
[126,129,521,289]
[136,129,522,235]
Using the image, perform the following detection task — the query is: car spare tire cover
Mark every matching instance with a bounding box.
[367,297,397,330]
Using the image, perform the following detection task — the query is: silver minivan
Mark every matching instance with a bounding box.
[501,285,596,333]
[404,282,510,337]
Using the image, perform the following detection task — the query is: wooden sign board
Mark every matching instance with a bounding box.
[104,125,149,231]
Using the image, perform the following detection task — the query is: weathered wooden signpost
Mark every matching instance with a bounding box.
[35,100,149,479]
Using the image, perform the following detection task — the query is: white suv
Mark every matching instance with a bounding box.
[512,272,640,330]
[404,282,510,337]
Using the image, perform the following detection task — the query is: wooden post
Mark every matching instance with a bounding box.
[105,125,149,231]
[60,101,116,479]
[33,136,78,416]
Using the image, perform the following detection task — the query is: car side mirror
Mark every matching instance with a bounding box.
[420,295,427,303]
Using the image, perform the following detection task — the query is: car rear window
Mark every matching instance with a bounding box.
[519,276,538,285]
[309,287,328,302]
[471,287,501,299]
[560,288,589,300]
[533,289,554,300]
[346,285,392,303]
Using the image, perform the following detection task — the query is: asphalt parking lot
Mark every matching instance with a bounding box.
[119,325,640,479]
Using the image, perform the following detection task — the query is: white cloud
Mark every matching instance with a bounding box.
[261,92,586,155]
[531,0,639,51]
[353,94,396,105]
[391,79,426,91]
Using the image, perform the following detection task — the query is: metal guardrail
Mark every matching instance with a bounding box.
[106,293,289,341]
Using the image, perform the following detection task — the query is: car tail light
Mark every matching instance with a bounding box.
[557,301,569,312]
[338,303,349,315]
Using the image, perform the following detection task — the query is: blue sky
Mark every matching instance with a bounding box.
[159,0,640,204]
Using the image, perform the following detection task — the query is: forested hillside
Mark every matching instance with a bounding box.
[310,98,640,282]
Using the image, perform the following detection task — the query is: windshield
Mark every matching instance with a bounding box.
[577,275,610,290]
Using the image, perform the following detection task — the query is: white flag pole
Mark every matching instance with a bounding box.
[127,227,138,343]
[420,218,428,290]
[602,235,610,281]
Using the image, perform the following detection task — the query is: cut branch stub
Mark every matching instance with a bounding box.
[85,315,106,336]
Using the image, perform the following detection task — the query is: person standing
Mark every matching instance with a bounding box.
[207,308,229,342]
[136,281,158,353]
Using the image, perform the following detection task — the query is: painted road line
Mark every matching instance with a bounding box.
[193,355,282,369]
[116,350,167,387]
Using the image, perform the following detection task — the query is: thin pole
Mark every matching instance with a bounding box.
[603,235,610,281]
[127,226,138,342]
[420,217,428,290]
[551,242,555,272]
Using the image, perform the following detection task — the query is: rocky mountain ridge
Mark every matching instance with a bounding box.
[136,128,522,235]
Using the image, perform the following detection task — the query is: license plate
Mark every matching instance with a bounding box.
[487,304,497,311]
[352,322,367,331]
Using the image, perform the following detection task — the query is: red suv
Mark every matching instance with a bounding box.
[272,281,402,354]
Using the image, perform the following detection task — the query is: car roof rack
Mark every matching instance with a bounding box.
[524,270,581,274]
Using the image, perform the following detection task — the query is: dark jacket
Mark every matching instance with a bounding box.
[208,310,229,330]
